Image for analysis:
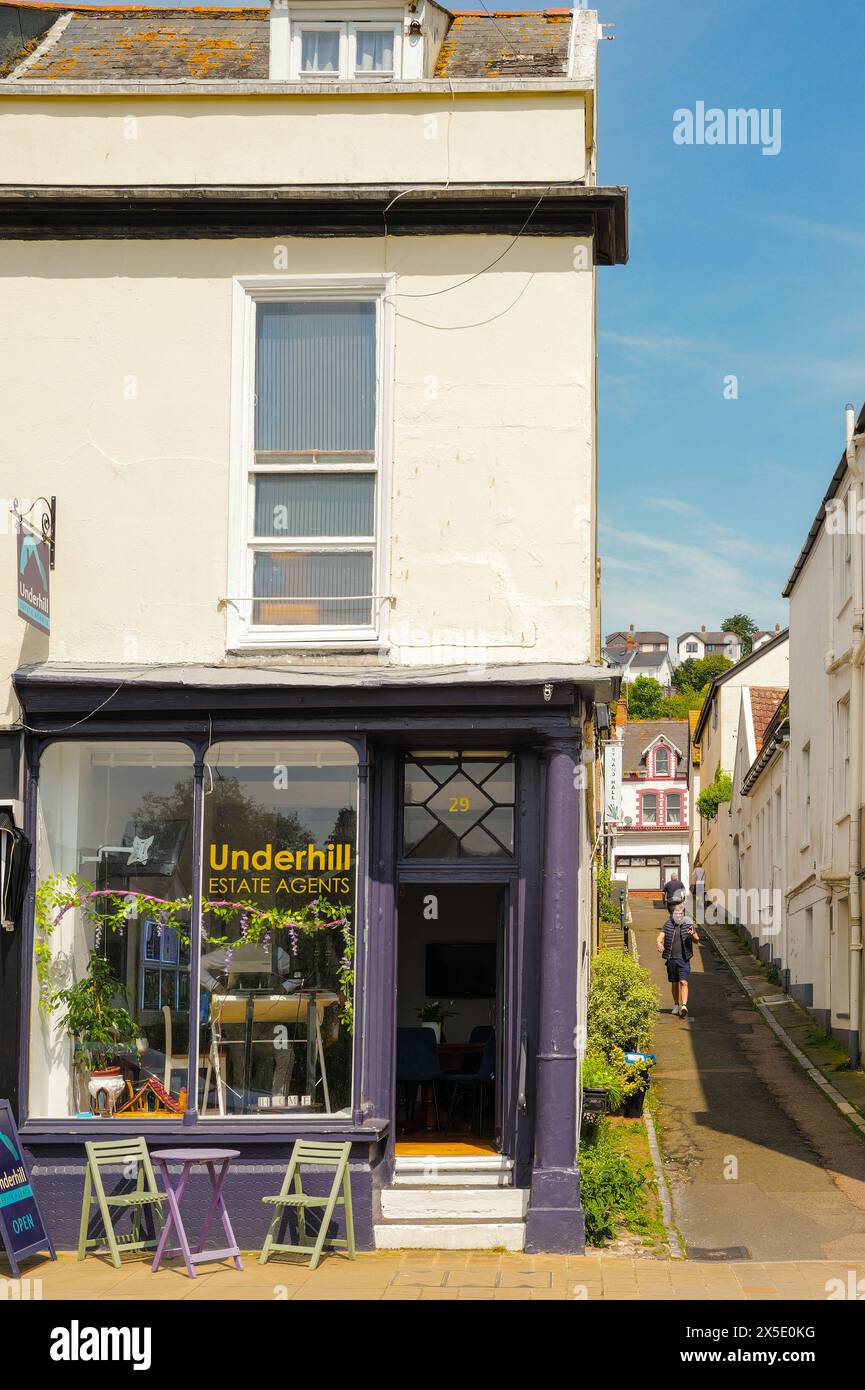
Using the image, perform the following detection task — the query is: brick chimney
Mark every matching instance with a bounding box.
[615,697,628,725]
[700,624,706,632]
[626,623,635,650]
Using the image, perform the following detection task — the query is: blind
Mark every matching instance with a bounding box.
[254,301,376,454]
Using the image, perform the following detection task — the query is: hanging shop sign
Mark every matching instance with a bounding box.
[604,742,622,825]
[14,496,56,635]
[16,530,50,633]
[0,1099,55,1278]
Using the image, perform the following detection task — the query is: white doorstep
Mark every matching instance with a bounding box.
[381,1186,528,1221]
[373,1221,526,1251]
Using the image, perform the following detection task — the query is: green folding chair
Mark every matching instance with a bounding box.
[259,1140,356,1270]
[77,1137,166,1268]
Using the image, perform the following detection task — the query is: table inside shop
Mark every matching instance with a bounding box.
[437,1042,485,1074]
[210,990,339,1113]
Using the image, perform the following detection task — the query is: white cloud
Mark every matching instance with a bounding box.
[600,519,789,638]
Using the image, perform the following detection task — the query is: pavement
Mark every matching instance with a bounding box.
[4,1248,863,1300]
[631,898,865,1264]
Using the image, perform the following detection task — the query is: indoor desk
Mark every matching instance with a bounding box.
[209,990,339,1113]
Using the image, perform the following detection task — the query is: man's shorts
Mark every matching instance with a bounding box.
[666,959,691,983]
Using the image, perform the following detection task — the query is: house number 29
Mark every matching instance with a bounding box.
[449,796,471,813]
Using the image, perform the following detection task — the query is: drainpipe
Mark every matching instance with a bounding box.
[846,404,864,1064]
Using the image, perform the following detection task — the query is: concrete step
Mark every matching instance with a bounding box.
[393,1169,513,1188]
[381,1186,528,1221]
[373,1221,526,1251]
[393,1155,513,1188]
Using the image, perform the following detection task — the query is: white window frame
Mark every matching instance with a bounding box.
[289,17,402,80]
[293,21,346,79]
[228,274,395,652]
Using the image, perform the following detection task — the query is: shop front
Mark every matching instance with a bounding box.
[6,663,607,1253]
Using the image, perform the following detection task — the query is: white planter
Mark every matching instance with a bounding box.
[87,1071,126,1114]
[421,1021,441,1043]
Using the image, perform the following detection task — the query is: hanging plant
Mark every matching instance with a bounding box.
[35,873,355,1031]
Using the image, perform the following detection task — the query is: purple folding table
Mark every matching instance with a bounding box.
[151,1148,243,1278]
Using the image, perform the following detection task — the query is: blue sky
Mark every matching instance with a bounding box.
[73,0,865,640]
[594,0,865,639]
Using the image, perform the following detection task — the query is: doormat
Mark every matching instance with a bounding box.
[686,1246,750,1261]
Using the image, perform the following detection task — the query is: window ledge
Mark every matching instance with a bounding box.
[21,1117,390,1143]
[228,638,390,655]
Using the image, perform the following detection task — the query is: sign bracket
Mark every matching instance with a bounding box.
[11,496,56,570]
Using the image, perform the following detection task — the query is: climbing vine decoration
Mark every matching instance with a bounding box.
[35,874,355,1032]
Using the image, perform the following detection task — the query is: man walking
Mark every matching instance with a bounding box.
[656,899,699,1018]
[662,871,687,912]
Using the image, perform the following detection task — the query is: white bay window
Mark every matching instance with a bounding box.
[229,277,393,649]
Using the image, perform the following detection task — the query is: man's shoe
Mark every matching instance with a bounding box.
[671,1005,680,1016]
[679,1005,688,1018]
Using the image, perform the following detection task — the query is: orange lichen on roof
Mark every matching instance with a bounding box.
[435,10,570,79]
[5,4,268,12]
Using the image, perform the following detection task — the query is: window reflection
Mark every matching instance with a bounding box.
[33,743,193,1119]
[201,742,358,1116]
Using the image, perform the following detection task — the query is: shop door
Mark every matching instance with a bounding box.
[395,881,509,1152]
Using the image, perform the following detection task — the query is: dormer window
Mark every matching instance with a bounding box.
[653,744,673,777]
[291,19,402,79]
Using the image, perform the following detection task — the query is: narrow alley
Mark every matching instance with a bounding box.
[631,899,865,1262]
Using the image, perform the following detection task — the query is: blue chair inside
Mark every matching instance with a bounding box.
[468,1025,494,1045]
[396,1027,446,1082]
[396,1027,446,1131]
[446,1033,496,1135]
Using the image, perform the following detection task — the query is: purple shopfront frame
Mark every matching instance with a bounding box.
[12,670,593,1251]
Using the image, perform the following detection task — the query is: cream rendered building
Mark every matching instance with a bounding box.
[782,404,865,1062]
[0,3,627,1255]
[689,629,789,895]
[728,686,789,972]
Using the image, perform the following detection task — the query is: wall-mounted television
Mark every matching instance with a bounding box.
[425,943,496,999]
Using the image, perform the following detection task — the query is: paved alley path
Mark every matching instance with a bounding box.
[631,898,865,1263]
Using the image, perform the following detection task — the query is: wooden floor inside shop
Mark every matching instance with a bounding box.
[395,1135,498,1157]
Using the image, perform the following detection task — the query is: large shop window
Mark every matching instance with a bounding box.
[231,281,390,649]
[403,751,515,859]
[32,743,194,1120]
[32,740,357,1121]
[201,742,357,1117]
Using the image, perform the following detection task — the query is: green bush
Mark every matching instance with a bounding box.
[696,766,732,821]
[579,1119,650,1246]
[588,950,659,1059]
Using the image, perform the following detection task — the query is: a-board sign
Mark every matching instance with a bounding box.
[0,1099,55,1278]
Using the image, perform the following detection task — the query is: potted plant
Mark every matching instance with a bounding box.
[613,1048,655,1118]
[51,951,141,1113]
[581,1050,623,1116]
[416,1000,456,1044]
